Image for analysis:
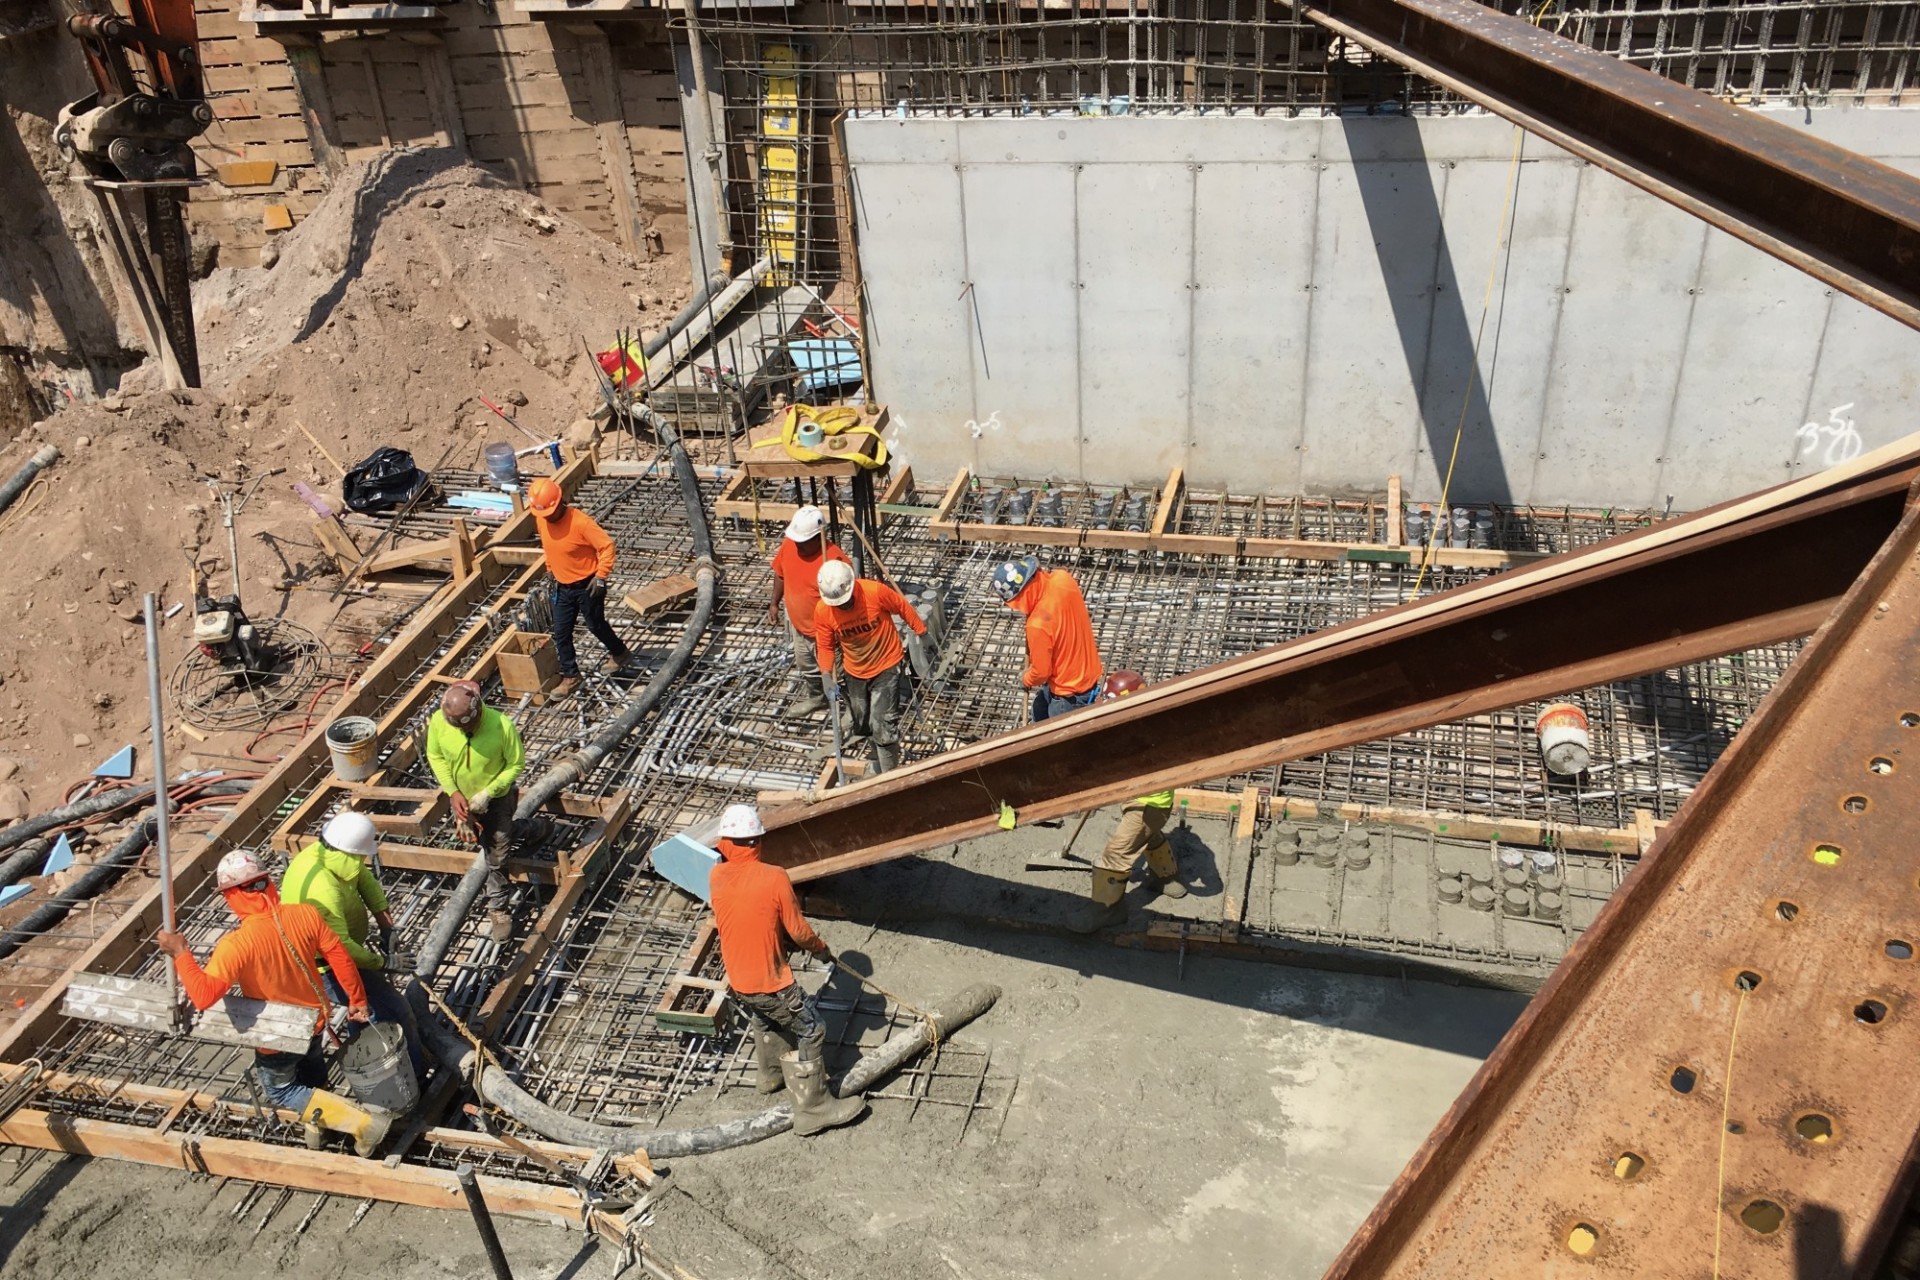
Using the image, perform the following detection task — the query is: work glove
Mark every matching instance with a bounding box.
[589,577,609,601]
[824,679,841,704]
[817,947,836,966]
[468,790,492,816]
[386,949,417,975]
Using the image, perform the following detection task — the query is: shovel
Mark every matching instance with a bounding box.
[1026,810,1096,872]
[825,679,848,787]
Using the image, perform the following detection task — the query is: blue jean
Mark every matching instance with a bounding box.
[551,577,629,677]
[254,1036,328,1113]
[1031,682,1100,723]
[325,969,426,1080]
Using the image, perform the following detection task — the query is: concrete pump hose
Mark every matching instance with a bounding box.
[414,413,719,981]
[0,444,60,518]
[414,983,1000,1157]
[0,815,153,962]
[0,839,51,891]
[0,784,156,855]
[642,270,732,362]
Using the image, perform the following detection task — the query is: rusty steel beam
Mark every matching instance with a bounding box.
[1290,0,1920,331]
[762,439,1920,880]
[1322,472,1920,1277]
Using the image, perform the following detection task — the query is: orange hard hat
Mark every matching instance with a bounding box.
[528,476,562,516]
[1102,669,1147,700]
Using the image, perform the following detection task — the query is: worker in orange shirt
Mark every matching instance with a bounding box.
[991,554,1102,722]
[766,505,850,716]
[813,561,927,774]
[154,849,394,1157]
[708,803,866,1136]
[527,476,632,698]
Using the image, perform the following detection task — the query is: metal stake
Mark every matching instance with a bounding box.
[455,1163,515,1280]
[143,592,181,1025]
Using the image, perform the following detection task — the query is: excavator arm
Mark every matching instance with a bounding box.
[56,0,212,388]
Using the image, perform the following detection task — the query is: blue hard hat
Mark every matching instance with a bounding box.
[991,555,1040,602]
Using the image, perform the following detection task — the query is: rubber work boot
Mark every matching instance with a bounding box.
[872,743,901,775]
[754,1031,788,1094]
[779,1052,866,1136]
[785,687,828,717]
[1144,841,1189,899]
[303,1088,393,1157]
[551,675,581,699]
[1071,868,1130,934]
[600,650,634,674]
[486,910,514,942]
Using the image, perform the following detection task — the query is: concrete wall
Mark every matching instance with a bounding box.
[847,109,1920,508]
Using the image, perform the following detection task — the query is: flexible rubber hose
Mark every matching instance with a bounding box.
[0,816,153,962]
[414,411,719,980]
[0,839,50,890]
[642,270,731,361]
[0,784,154,855]
[412,983,1000,1157]
[0,444,59,517]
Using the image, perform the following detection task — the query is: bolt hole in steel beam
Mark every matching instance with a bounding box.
[1902,713,1920,728]
[1669,1065,1698,1094]
[1844,794,1871,814]
[1888,939,1914,961]
[1726,1120,1746,1135]
[1856,999,1890,1025]
[1611,1152,1645,1181]
[1740,1200,1788,1235]
[1564,1222,1602,1257]
[1813,843,1845,867]
[1733,970,1762,992]
[1871,756,1897,775]
[1774,900,1801,923]
[1795,1112,1837,1145]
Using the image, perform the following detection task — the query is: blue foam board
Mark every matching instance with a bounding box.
[92,745,135,779]
[0,884,31,908]
[41,834,73,876]
[650,833,721,903]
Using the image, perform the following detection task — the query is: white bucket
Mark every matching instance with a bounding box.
[1536,702,1591,776]
[326,716,380,783]
[339,1021,418,1113]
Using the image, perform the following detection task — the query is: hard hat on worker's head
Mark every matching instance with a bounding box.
[817,559,856,607]
[527,476,563,517]
[785,505,826,543]
[716,803,766,840]
[441,678,484,728]
[216,848,272,892]
[1102,669,1147,701]
[991,555,1041,603]
[322,810,379,859]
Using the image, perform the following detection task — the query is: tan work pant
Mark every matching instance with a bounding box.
[1100,804,1175,876]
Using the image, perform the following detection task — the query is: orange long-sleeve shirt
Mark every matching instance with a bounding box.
[535,506,617,586]
[1012,569,1101,696]
[813,579,925,680]
[171,892,366,1039]
[709,837,824,995]
[771,538,851,637]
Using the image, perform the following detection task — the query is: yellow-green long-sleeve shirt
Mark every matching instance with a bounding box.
[281,840,390,971]
[426,705,525,801]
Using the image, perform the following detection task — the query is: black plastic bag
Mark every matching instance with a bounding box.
[342,446,430,514]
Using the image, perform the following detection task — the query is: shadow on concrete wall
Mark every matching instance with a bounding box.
[1342,113,1513,506]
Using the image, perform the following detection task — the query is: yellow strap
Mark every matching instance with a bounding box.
[778,405,888,470]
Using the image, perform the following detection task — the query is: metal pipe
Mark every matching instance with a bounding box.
[415,409,719,981]
[680,0,732,271]
[643,269,732,362]
[142,594,180,1016]
[0,816,153,962]
[0,445,59,519]
[453,1164,515,1280]
[641,255,777,393]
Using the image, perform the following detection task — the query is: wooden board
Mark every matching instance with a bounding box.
[622,573,698,617]
[736,407,890,479]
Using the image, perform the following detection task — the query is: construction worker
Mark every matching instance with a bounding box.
[767,504,851,716]
[992,554,1102,722]
[282,810,426,1079]
[527,475,632,697]
[154,850,392,1157]
[813,560,926,775]
[708,802,866,1136]
[1080,669,1188,931]
[426,679,526,942]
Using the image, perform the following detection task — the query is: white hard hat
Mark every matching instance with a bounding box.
[816,559,856,607]
[216,848,272,891]
[322,810,379,859]
[785,505,826,542]
[716,803,766,839]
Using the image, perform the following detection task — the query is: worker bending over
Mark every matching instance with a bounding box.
[427,680,526,942]
[766,505,849,716]
[527,476,632,697]
[813,561,926,775]
[282,810,426,1079]
[708,803,866,1136]
[992,555,1102,721]
[155,850,391,1156]
[1081,670,1188,931]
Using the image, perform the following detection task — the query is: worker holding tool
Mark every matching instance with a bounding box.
[527,475,633,697]
[812,560,927,775]
[992,554,1103,722]
[767,504,851,716]
[282,810,426,1079]
[708,803,866,1136]
[155,850,393,1157]
[1079,669,1188,931]
[427,680,526,943]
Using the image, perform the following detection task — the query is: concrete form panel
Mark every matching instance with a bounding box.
[1795,294,1920,482]
[1187,159,1319,492]
[1075,161,1194,484]
[960,163,1084,479]
[1528,168,1708,507]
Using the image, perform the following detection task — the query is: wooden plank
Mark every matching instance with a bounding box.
[1150,467,1183,539]
[374,844,558,883]
[622,573,697,617]
[215,159,280,186]
[572,27,647,255]
[928,467,969,539]
[1268,795,1653,856]
[1387,474,1404,547]
[363,535,457,577]
[421,40,468,153]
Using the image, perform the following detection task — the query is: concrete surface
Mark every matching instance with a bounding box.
[849,107,1920,508]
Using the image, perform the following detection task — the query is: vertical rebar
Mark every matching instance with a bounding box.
[454,1164,515,1280]
[142,592,180,1020]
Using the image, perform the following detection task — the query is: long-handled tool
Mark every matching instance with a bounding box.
[1025,809,1096,872]
[824,679,848,787]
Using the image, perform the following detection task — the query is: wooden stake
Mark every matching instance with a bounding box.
[296,420,347,476]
